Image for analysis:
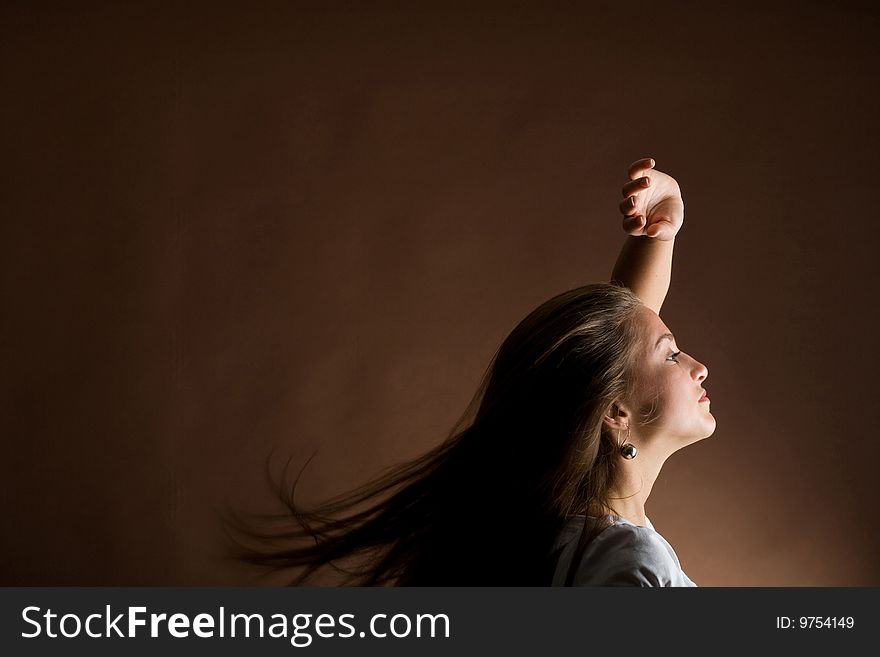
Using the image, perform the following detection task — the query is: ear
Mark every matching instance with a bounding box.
[602,402,631,432]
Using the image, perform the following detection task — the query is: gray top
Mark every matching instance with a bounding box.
[550,514,697,587]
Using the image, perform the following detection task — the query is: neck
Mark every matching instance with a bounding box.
[590,448,668,528]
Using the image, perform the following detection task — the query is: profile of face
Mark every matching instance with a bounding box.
[618,305,716,453]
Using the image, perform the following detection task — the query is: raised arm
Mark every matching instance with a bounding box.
[609,157,684,315]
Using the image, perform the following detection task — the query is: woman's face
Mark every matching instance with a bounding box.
[627,306,716,447]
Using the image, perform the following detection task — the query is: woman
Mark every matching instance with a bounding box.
[226,157,715,587]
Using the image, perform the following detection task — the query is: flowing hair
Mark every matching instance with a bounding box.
[222,281,647,585]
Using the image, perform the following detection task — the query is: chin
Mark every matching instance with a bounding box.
[686,418,716,444]
[701,416,717,439]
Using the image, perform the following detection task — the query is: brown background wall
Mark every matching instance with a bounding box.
[2,0,878,585]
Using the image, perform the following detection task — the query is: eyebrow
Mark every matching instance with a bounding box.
[654,333,675,349]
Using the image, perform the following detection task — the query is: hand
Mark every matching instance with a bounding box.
[618,157,684,241]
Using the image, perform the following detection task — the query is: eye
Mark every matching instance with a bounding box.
[667,350,681,363]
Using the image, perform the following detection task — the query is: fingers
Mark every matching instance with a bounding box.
[627,157,655,181]
[621,176,650,198]
[619,157,656,237]
[622,214,646,235]
[619,195,645,235]
[619,195,639,216]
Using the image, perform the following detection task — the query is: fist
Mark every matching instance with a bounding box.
[618,157,684,241]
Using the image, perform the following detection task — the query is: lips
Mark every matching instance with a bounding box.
[698,389,709,402]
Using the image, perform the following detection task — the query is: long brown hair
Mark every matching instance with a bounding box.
[223,281,645,585]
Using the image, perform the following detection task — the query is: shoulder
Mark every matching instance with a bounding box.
[570,523,681,587]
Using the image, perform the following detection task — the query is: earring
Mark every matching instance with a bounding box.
[619,426,637,459]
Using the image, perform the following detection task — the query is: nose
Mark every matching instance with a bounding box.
[692,356,708,383]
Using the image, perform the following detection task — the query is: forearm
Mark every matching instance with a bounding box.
[610,235,675,315]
